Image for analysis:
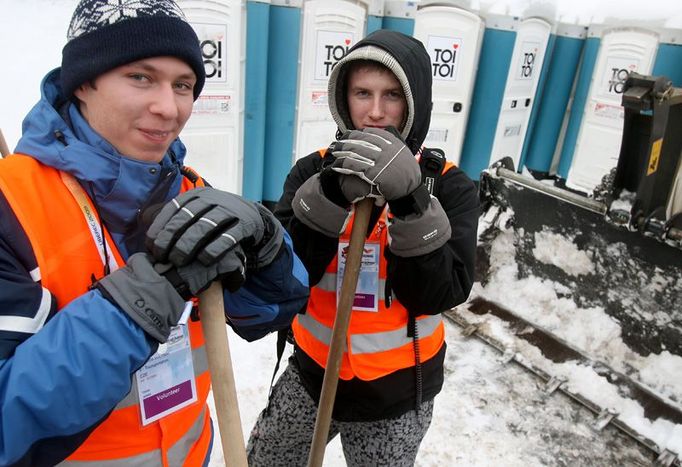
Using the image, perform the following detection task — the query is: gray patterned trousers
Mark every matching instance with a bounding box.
[246,362,434,467]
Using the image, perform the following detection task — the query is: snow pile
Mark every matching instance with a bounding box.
[532,229,595,276]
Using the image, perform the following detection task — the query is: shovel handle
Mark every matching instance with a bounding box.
[0,129,10,158]
[199,282,248,467]
[307,198,374,467]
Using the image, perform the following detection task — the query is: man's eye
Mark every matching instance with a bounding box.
[129,74,150,82]
[175,82,194,91]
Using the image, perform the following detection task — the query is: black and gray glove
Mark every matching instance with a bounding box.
[292,173,351,237]
[146,187,284,270]
[96,253,187,343]
[331,127,422,205]
[155,245,247,298]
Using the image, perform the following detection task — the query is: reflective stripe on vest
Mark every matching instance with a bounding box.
[293,199,446,381]
[297,312,442,354]
[57,405,210,467]
[0,155,211,467]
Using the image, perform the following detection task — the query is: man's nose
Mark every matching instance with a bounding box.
[149,84,179,119]
[368,98,384,119]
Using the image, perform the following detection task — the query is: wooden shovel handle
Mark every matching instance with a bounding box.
[199,282,248,467]
[0,129,10,158]
[307,198,374,467]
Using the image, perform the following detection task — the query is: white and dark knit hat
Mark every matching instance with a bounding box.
[61,0,205,99]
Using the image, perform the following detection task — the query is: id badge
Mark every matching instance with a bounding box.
[337,241,380,312]
[135,323,197,425]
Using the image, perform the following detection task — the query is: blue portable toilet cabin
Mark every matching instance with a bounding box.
[382,1,417,35]
[413,3,485,168]
[243,0,271,201]
[558,25,662,193]
[366,0,384,34]
[260,0,303,207]
[652,28,682,86]
[458,14,519,180]
[523,23,587,177]
[486,16,553,174]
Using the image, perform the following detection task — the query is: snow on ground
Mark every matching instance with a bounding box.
[470,206,682,457]
[207,322,657,466]
[203,191,682,466]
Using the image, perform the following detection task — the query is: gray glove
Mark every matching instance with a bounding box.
[146,187,283,270]
[331,128,422,204]
[155,245,246,298]
[292,173,351,237]
[388,197,452,257]
[96,253,186,343]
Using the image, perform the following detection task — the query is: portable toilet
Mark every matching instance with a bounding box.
[382,1,417,36]
[366,0,384,34]
[178,0,246,194]
[653,28,682,86]
[413,3,485,166]
[242,0,271,201]
[292,0,367,164]
[261,0,303,206]
[457,13,519,178]
[560,26,660,193]
[487,16,552,172]
[523,23,588,177]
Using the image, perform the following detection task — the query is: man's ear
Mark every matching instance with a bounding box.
[73,83,88,102]
[73,80,96,102]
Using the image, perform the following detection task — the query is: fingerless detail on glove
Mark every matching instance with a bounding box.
[388,197,451,257]
[96,253,186,343]
[293,173,351,238]
[388,184,431,217]
[319,166,351,208]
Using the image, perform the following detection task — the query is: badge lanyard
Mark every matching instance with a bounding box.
[60,172,119,273]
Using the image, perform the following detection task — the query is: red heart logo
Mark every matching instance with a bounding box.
[453,44,459,49]
[345,39,351,45]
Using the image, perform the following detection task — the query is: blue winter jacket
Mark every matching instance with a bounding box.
[0,69,308,466]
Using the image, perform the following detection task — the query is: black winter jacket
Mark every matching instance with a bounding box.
[274,30,480,421]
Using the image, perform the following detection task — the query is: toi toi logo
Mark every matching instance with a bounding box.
[201,39,223,79]
[322,41,350,76]
[608,68,631,94]
[432,46,458,78]
[520,52,535,78]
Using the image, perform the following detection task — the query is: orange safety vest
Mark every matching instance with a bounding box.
[291,151,453,381]
[0,154,211,467]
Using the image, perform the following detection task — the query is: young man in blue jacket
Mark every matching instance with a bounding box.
[0,1,308,465]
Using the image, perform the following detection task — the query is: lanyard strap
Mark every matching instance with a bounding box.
[60,172,120,273]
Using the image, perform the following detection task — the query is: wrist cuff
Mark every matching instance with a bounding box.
[389,184,431,217]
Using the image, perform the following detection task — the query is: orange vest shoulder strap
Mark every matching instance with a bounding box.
[0,154,125,306]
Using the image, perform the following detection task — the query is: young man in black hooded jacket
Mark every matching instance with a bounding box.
[247,30,479,466]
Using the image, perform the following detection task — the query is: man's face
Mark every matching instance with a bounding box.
[74,56,196,163]
[346,65,406,131]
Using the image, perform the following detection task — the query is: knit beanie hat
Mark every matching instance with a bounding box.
[61,0,205,100]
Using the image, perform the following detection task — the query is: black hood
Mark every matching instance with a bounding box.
[327,29,433,154]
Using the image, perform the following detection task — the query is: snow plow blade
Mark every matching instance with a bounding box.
[469,72,682,461]
[477,165,682,358]
[477,71,682,358]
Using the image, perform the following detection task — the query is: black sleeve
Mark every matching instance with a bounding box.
[386,166,480,315]
[272,152,340,286]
